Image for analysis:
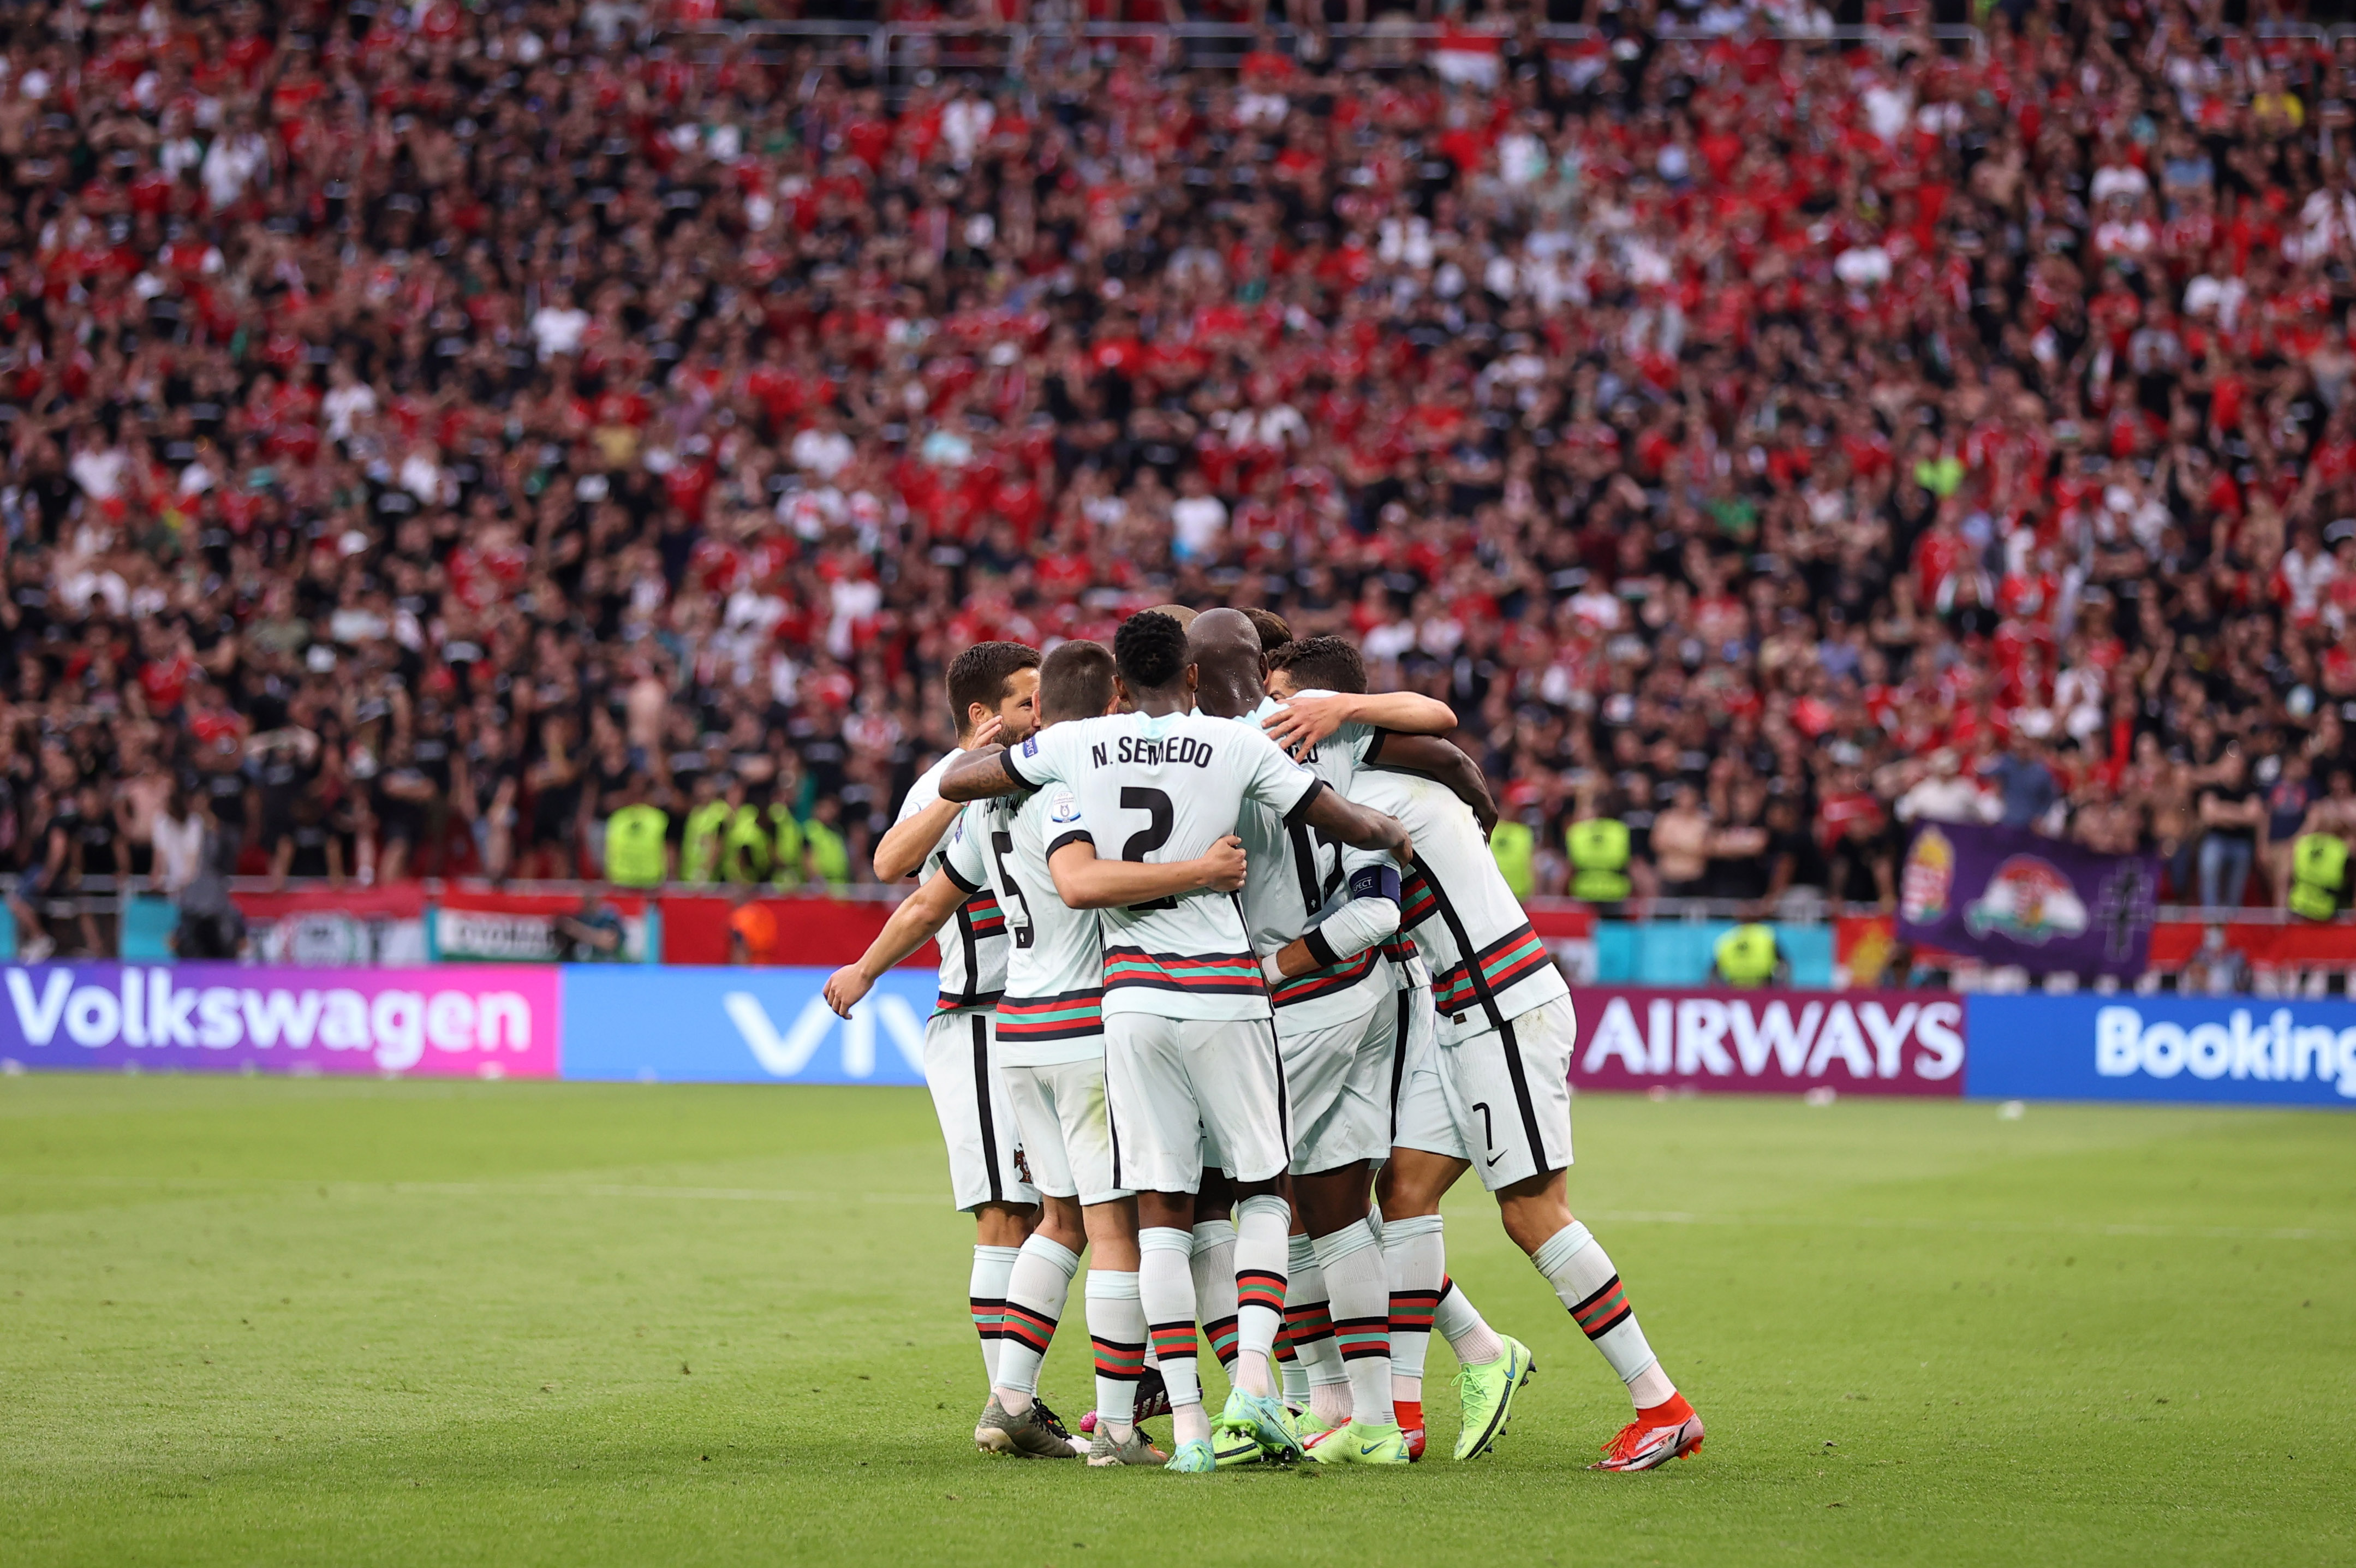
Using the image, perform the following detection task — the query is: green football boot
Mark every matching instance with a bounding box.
[1164,1439,1218,1474]
[1212,1386,1303,1462]
[1453,1335,1534,1460]
[1307,1421,1412,1465]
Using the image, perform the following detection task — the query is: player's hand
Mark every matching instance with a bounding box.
[1261,694,1354,758]
[1470,794,1500,837]
[1193,834,1248,893]
[822,965,872,1019]
[968,713,1005,752]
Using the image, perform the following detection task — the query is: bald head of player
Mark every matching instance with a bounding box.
[1186,607,1267,721]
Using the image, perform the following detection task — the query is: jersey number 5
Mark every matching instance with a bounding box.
[989,831,1034,948]
[1119,786,1177,911]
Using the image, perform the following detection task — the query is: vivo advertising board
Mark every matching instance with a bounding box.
[1568,986,1966,1096]
[562,965,934,1083]
[1966,994,2356,1107]
[0,963,562,1078]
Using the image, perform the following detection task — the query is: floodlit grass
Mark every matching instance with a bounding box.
[2,1075,2351,1566]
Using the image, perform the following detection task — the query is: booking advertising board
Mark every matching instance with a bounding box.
[1964,994,2356,1108]
[0,963,562,1078]
[1567,986,1966,1096]
[560,964,937,1084]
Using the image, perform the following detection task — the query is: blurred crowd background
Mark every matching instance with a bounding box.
[4,0,2356,958]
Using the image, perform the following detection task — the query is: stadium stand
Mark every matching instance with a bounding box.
[1,0,2352,950]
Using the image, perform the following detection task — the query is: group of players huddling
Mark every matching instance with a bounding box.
[824,606,1704,1472]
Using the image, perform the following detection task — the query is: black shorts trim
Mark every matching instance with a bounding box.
[970,1012,1006,1206]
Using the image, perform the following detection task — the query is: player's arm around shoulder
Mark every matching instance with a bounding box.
[822,868,966,1017]
[1048,832,1249,908]
[1262,688,1456,755]
[1364,731,1500,836]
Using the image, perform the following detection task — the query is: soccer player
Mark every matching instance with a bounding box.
[1186,611,1460,1466]
[850,641,1047,1448]
[943,641,1248,1464]
[938,610,1413,1474]
[1269,642,1707,1471]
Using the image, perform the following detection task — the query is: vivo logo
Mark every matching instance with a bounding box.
[724,990,926,1080]
[2095,1005,2356,1098]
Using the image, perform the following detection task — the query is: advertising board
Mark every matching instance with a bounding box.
[1568,986,1966,1096]
[561,964,935,1084]
[0,963,562,1078]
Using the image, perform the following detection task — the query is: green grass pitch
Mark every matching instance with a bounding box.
[2,1076,2351,1566]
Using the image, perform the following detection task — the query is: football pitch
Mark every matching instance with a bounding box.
[2,1077,2349,1567]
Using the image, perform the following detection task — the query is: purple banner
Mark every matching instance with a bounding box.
[1898,822,2161,978]
[0,963,562,1078]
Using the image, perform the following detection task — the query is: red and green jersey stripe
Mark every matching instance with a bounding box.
[962,890,1006,939]
[1271,946,1379,1008]
[1399,868,1438,931]
[994,987,1105,1044]
[1432,923,1551,1016]
[1103,947,1264,999]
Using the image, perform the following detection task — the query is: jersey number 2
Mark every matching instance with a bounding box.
[1119,786,1177,911]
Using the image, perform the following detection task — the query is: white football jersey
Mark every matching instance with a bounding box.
[1226,693,1389,1031]
[897,748,1008,1011]
[1349,770,1566,1045]
[944,774,1106,1069]
[1003,707,1320,1021]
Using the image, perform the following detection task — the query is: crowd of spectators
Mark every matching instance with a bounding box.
[4,0,2356,956]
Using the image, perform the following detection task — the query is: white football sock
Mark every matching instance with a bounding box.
[993,1234,1079,1409]
[969,1244,1021,1386]
[1436,1274,1504,1367]
[1085,1269,1146,1439]
[1232,1194,1291,1397]
[1380,1212,1445,1400]
[1190,1218,1239,1372]
[1312,1220,1394,1428]
[1531,1221,1675,1409]
[1140,1227,1204,1424]
[1283,1233,1349,1424]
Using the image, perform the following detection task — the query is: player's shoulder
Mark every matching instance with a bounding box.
[896,745,965,821]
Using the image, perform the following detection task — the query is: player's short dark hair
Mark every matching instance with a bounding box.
[1243,607,1295,654]
[946,640,1041,734]
[1269,635,1367,695]
[1114,611,1190,690]
[1037,640,1115,724]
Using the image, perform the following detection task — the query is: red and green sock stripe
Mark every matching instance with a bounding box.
[969,1296,1004,1344]
[1334,1315,1390,1362]
[1570,1274,1632,1340]
[1283,1298,1335,1348]
[1203,1313,1240,1368]
[1151,1321,1201,1366]
[1237,1268,1287,1317]
[1389,1287,1440,1335]
[999,1300,1058,1357]
[1092,1336,1146,1382]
